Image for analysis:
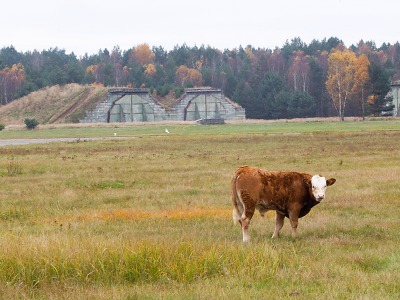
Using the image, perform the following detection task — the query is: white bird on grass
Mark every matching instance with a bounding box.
[165,128,170,134]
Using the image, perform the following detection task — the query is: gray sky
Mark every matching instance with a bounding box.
[2,0,400,57]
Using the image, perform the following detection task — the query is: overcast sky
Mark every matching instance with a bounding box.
[2,0,400,57]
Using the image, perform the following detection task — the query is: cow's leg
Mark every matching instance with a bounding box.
[240,210,254,243]
[239,191,255,243]
[272,212,285,238]
[288,212,299,238]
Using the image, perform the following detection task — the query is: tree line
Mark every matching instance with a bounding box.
[0,37,398,120]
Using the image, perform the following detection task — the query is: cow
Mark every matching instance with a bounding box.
[231,166,336,242]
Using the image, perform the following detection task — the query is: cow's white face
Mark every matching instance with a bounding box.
[311,175,328,201]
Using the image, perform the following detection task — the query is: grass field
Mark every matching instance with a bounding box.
[0,120,400,299]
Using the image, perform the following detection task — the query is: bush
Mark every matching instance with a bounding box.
[24,118,39,129]
[157,84,170,97]
[174,87,185,98]
[0,124,5,131]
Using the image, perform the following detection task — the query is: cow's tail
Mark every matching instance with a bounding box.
[231,172,242,225]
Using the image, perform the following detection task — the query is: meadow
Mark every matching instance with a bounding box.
[0,119,400,299]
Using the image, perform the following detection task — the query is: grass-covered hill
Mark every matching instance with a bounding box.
[0,84,188,126]
[0,84,109,125]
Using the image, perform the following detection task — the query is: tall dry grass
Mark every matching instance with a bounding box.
[0,122,399,298]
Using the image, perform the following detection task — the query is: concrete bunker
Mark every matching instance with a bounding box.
[80,87,245,123]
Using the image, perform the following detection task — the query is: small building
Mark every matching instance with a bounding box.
[390,81,400,117]
[80,87,245,123]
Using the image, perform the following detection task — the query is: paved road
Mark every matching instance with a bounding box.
[0,137,130,147]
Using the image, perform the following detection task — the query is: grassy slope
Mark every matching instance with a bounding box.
[0,122,400,299]
[0,84,107,125]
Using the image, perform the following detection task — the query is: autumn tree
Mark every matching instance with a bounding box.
[326,48,359,120]
[132,44,155,66]
[86,64,100,83]
[353,54,370,118]
[0,63,26,104]
[244,46,255,62]
[175,65,203,87]
[287,50,310,92]
[144,64,157,78]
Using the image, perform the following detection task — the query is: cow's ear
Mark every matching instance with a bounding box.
[326,178,336,186]
[303,178,311,188]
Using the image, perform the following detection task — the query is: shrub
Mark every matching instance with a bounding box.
[174,87,185,98]
[0,123,5,131]
[24,118,39,129]
[157,84,170,97]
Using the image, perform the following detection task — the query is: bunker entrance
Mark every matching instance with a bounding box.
[108,94,155,122]
[184,94,226,121]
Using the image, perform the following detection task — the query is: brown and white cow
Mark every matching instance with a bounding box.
[231,165,336,242]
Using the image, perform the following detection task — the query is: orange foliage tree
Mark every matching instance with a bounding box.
[132,43,155,66]
[175,65,203,87]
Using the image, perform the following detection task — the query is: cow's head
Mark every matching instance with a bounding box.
[308,175,336,201]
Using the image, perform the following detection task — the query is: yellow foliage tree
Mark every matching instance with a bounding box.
[245,46,255,62]
[353,54,370,118]
[326,49,359,120]
[86,64,100,82]
[132,43,155,66]
[144,64,157,77]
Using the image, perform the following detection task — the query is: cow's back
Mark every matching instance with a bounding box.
[233,166,265,200]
